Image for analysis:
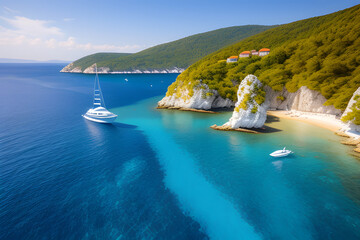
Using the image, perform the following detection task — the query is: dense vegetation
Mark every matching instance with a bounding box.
[66,25,274,71]
[168,4,360,111]
[71,53,132,70]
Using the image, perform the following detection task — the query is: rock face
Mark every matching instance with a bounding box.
[83,64,110,74]
[265,86,342,115]
[60,63,82,73]
[159,78,341,115]
[341,87,360,132]
[60,63,185,74]
[223,75,267,129]
[158,84,234,110]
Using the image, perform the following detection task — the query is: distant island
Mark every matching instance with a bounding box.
[158,4,360,151]
[60,25,275,74]
[0,58,70,64]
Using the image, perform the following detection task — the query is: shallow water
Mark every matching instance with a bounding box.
[113,97,360,240]
[1,64,360,239]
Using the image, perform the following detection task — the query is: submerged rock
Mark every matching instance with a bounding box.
[223,75,267,129]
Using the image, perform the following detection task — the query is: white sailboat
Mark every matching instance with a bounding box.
[270,147,293,157]
[83,64,117,123]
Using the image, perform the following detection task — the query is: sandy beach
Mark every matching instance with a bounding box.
[267,110,344,133]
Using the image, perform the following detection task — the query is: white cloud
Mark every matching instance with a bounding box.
[1,16,63,37]
[0,15,143,60]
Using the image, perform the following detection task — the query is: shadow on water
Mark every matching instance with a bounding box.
[211,107,233,113]
[257,125,282,133]
[84,120,138,129]
[111,122,138,129]
[266,115,280,123]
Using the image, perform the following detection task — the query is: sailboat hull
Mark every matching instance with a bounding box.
[83,114,117,123]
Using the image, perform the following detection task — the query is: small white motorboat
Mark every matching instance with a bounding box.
[83,64,117,123]
[270,147,293,157]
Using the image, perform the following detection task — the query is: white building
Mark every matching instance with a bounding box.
[227,56,239,63]
[259,48,270,56]
[239,51,250,58]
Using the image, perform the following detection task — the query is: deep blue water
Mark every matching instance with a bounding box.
[1,64,360,240]
[0,64,206,239]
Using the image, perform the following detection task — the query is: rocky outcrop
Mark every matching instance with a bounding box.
[108,68,185,74]
[265,86,342,116]
[210,124,262,134]
[83,64,110,74]
[222,75,268,129]
[60,63,185,74]
[159,78,342,117]
[60,63,82,73]
[158,84,234,110]
[341,87,360,133]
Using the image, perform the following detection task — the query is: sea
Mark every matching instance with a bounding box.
[1,63,360,240]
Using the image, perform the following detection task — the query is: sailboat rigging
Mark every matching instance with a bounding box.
[82,64,117,123]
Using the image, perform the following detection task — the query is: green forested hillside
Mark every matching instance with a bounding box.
[168,5,360,111]
[65,25,274,72]
[71,53,132,70]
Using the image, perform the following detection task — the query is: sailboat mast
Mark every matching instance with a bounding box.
[93,63,106,109]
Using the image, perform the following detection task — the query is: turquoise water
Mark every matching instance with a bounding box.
[113,97,360,240]
[1,64,360,239]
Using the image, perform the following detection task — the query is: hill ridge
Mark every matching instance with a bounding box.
[61,25,275,73]
[166,4,360,111]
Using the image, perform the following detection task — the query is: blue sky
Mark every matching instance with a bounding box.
[0,0,358,61]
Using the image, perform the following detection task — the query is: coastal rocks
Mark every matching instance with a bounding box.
[265,86,342,115]
[340,138,360,146]
[335,131,351,138]
[222,75,267,129]
[210,124,261,134]
[341,87,360,133]
[60,63,185,74]
[157,84,234,110]
[110,68,185,74]
[156,106,217,114]
[354,147,360,153]
[83,64,110,74]
[60,63,82,73]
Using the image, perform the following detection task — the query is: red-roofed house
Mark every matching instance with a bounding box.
[227,56,239,63]
[259,48,270,56]
[239,51,250,58]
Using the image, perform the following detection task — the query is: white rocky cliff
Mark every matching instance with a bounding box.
[158,84,234,110]
[60,63,82,73]
[265,86,342,115]
[159,78,342,116]
[83,64,110,74]
[222,75,268,129]
[60,63,184,74]
[341,86,360,133]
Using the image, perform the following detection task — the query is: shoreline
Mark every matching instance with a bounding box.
[267,110,360,154]
[60,71,183,75]
[156,106,218,114]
